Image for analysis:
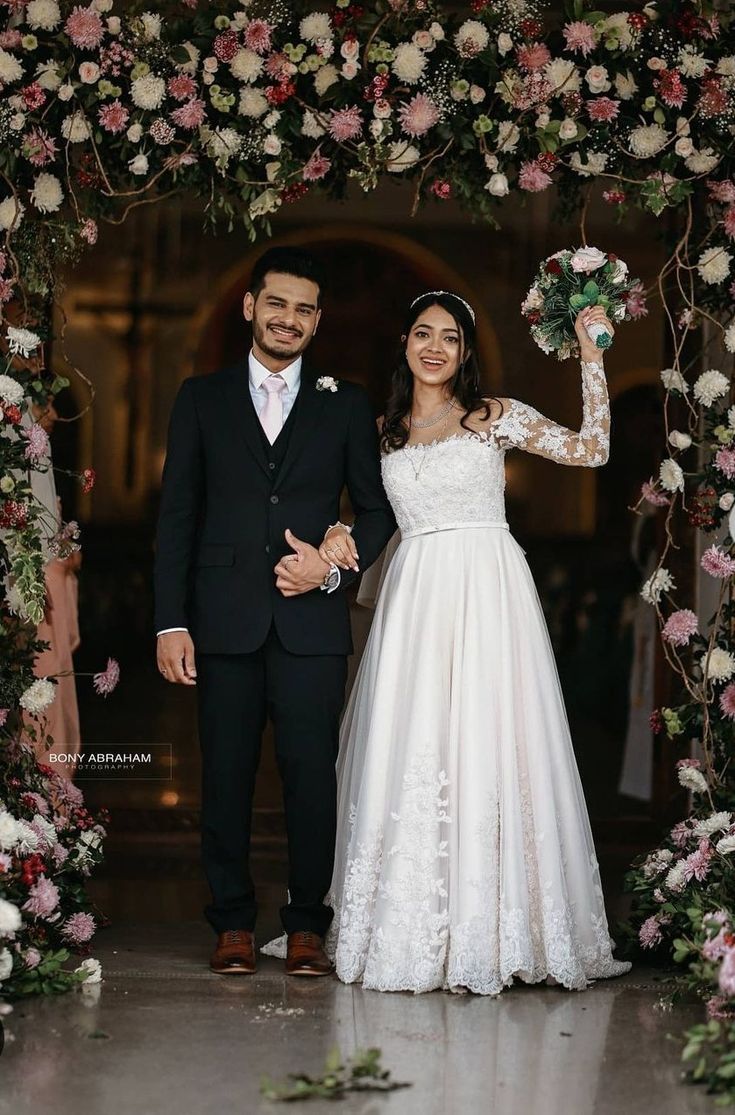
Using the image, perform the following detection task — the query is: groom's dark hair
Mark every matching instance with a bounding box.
[249,246,326,306]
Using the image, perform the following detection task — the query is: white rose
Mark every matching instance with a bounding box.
[585,65,611,93]
[484,153,499,171]
[263,134,281,156]
[126,123,143,143]
[668,430,692,450]
[469,84,486,104]
[341,61,359,80]
[75,957,102,983]
[647,56,667,71]
[559,118,578,140]
[128,153,149,175]
[675,137,694,157]
[486,173,509,197]
[719,492,735,511]
[57,82,74,101]
[429,22,444,41]
[340,38,359,61]
[570,246,607,273]
[497,32,513,55]
[106,15,120,34]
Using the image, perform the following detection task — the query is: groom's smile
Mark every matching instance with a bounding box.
[243,269,322,369]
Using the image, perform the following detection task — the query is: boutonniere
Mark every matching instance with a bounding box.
[316,376,339,393]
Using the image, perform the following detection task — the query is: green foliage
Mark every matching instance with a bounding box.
[260,1046,411,1102]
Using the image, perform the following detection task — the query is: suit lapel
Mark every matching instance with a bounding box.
[273,366,326,490]
[219,358,271,480]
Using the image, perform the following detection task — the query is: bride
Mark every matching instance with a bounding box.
[264,290,631,995]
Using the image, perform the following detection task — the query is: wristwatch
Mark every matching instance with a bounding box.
[321,562,341,593]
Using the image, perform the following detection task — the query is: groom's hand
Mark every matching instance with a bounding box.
[274,528,330,597]
[157,631,197,685]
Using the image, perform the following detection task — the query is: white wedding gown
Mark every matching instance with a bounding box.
[263,358,631,994]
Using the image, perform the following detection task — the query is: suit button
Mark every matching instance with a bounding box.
[270,494,279,504]
[265,544,270,554]
[268,462,276,470]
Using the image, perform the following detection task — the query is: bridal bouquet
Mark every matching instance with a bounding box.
[521,247,641,361]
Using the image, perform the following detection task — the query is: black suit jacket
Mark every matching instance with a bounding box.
[153,358,397,655]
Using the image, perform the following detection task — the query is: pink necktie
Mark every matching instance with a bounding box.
[260,374,286,444]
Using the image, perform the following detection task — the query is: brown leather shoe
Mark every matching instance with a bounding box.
[285,931,334,977]
[209,929,256,975]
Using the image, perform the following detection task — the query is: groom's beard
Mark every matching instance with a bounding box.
[252,317,312,362]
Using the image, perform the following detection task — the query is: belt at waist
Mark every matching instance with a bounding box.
[400,521,510,539]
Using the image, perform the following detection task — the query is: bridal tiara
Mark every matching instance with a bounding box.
[410,290,476,323]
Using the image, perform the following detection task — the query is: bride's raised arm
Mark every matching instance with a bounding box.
[493,357,610,467]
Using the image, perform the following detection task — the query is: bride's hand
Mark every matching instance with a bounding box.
[319,526,360,572]
[574,306,614,362]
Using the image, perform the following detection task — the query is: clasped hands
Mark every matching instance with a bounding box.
[273,526,356,597]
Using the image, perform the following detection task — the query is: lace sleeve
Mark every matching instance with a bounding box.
[493,358,609,466]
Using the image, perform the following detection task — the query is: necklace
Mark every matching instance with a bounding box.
[409,398,454,428]
[406,403,456,481]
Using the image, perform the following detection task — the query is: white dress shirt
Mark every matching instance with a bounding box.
[157,350,338,638]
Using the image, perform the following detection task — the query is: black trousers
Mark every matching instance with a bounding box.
[196,621,348,936]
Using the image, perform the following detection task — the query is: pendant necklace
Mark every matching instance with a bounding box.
[407,400,456,481]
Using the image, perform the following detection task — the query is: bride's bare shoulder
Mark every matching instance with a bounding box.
[464,396,512,433]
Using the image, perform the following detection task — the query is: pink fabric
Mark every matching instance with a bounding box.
[259,373,286,444]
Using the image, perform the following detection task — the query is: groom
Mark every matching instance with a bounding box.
[154,246,396,976]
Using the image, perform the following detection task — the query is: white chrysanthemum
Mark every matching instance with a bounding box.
[544,58,580,96]
[140,11,161,39]
[642,848,673,878]
[61,111,91,143]
[206,127,243,164]
[301,109,325,139]
[600,13,634,50]
[230,48,264,84]
[614,71,638,99]
[26,0,61,31]
[30,172,63,214]
[678,765,709,794]
[238,86,268,118]
[0,811,20,852]
[13,819,39,855]
[660,366,689,394]
[0,49,23,84]
[716,56,735,79]
[697,247,732,286]
[35,59,62,90]
[7,325,40,357]
[299,12,332,43]
[454,19,490,56]
[131,73,166,111]
[629,124,669,158]
[0,897,22,938]
[702,647,735,681]
[693,812,732,838]
[724,322,735,355]
[693,368,729,406]
[685,149,719,174]
[19,677,57,715]
[716,834,735,855]
[314,63,338,95]
[570,151,608,177]
[176,41,199,74]
[664,861,688,891]
[391,42,426,84]
[678,46,711,79]
[0,946,12,983]
[640,566,675,605]
[386,141,420,172]
[659,459,684,493]
[0,374,24,406]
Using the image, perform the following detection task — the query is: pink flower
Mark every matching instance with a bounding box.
[431,179,452,200]
[562,20,597,56]
[79,218,98,245]
[671,820,692,848]
[0,852,10,872]
[677,757,701,769]
[708,180,735,204]
[587,97,620,122]
[302,149,331,182]
[24,948,41,970]
[21,83,46,111]
[61,911,96,944]
[22,876,60,917]
[720,682,735,720]
[0,278,13,304]
[516,42,551,72]
[52,843,70,867]
[23,791,49,816]
[682,839,713,882]
[723,207,735,241]
[714,447,735,479]
[22,127,58,168]
[641,478,670,506]
[0,30,22,49]
[23,423,50,465]
[98,100,129,135]
[653,70,686,109]
[170,98,206,130]
[639,914,667,948]
[0,709,8,728]
[707,995,734,1019]
[244,19,273,54]
[264,52,293,83]
[719,947,735,997]
[398,93,440,137]
[328,106,363,142]
[624,281,648,319]
[603,189,626,205]
[704,928,731,962]
[168,74,197,101]
[518,160,553,192]
[662,609,698,646]
[64,5,105,50]
[163,151,198,171]
[93,657,120,697]
[701,544,735,579]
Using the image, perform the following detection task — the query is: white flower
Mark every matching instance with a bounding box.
[701,646,735,682]
[386,141,420,173]
[126,123,143,144]
[391,42,426,84]
[314,64,338,95]
[341,61,359,81]
[600,12,634,50]
[720,492,735,511]
[716,56,735,80]
[0,374,23,406]
[78,61,100,84]
[299,12,332,43]
[697,247,732,286]
[629,124,668,157]
[545,58,580,96]
[429,21,445,42]
[0,49,23,84]
[0,898,22,938]
[664,861,688,891]
[106,14,121,34]
[57,82,74,102]
[454,19,490,58]
[238,87,268,119]
[301,110,325,138]
[140,11,161,39]
[693,368,729,406]
[678,46,711,79]
[685,148,719,174]
[128,153,149,176]
[0,811,20,851]
[559,118,579,141]
[585,65,611,93]
[0,947,12,983]
[693,812,732,838]
[265,161,280,183]
[659,459,684,492]
[263,110,280,130]
[263,134,281,156]
[20,677,57,716]
[316,376,339,393]
[497,32,513,56]
[248,189,281,219]
[61,111,91,143]
[570,246,607,273]
[31,814,56,851]
[13,820,39,855]
[230,48,263,84]
[35,60,62,91]
[131,73,166,111]
[496,120,520,153]
[660,366,689,394]
[724,322,735,354]
[716,834,735,855]
[640,566,675,605]
[570,151,608,177]
[7,325,40,357]
[202,57,218,75]
[177,41,199,75]
[668,430,692,450]
[675,137,695,158]
[26,0,61,31]
[207,127,242,165]
[486,173,509,197]
[614,71,638,99]
[522,286,544,312]
[30,172,63,214]
[75,957,102,983]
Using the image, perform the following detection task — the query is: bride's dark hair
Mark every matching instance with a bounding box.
[380,292,505,453]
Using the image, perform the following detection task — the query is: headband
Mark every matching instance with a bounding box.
[410,290,476,323]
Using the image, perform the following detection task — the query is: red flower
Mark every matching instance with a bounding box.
[698,76,728,118]
[519,17,543,38]
[3,404,21,424]
[653,70,686,109]
[213,29,240,63]
[82,467,96,494]
[627,12,647,31]
[281,182,309,203]
[266,81,295,105]
[649,709,663,735]
[431,179,452,200]
[21,82,46,110]
[545,258,562,275]
[602,189,626,205]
